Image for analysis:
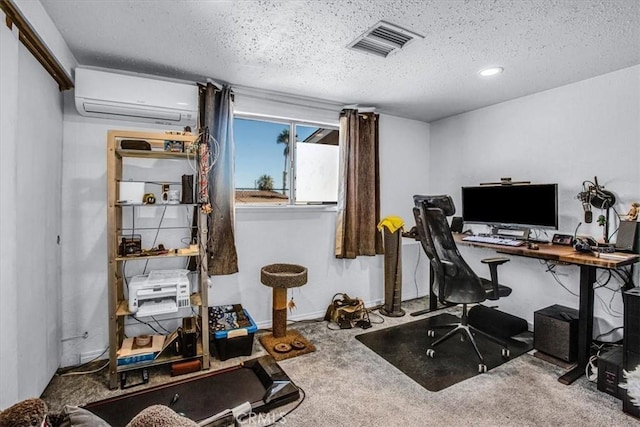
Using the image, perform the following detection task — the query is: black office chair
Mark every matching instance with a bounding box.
[413,195,512,373]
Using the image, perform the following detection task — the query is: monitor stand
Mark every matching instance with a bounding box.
[491,226,530,241]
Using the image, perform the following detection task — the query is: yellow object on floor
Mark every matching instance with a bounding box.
[377,215,405,233]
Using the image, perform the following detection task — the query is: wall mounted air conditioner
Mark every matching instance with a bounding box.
[74,68,198,127]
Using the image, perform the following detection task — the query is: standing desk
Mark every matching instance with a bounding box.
[453,234,638,384]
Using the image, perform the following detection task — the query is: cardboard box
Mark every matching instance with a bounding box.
[117,335,165,366]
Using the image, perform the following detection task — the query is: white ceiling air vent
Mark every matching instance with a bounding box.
[347,21,424,58]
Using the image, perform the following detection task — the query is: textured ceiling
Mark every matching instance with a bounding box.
[40,0,640,122]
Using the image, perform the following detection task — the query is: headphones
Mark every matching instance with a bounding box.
[572,222,597,252]
[573,237,593,253]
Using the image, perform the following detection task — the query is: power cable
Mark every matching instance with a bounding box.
[58,346,110,377]
[265,385,306,427]
[541,260,578,297]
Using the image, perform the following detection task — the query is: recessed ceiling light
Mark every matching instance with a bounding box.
[479,67,504,77]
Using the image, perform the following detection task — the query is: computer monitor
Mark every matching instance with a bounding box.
[461,184,558,230]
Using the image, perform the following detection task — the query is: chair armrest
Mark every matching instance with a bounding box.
[481,257,510,266]
[481,257,510,300]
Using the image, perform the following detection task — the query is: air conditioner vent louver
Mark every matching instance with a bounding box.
[348,21,424,58]
[370,27,413,48]
[351,39,396,57]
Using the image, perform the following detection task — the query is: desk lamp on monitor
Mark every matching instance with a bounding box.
[461,183,558,240]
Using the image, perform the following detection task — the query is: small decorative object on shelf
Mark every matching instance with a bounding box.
[143,193,156,204]
[118,235,142,256]
[164,140,184,152]
[623,202,639,221]
[162,189,180,204]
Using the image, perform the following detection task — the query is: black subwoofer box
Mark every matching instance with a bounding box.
[534,304,578,363]
[623,289,640,418]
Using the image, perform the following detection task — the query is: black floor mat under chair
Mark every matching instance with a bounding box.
[355,313,533,392]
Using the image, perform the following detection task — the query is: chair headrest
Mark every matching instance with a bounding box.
[413,195,456,216]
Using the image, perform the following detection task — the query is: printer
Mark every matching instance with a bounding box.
[128,269,191,317]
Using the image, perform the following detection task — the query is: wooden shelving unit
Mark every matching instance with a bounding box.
[106,130,209,389]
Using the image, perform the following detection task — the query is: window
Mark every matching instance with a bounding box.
[234,116,339,205]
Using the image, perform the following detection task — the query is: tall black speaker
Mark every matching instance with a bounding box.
[181,174,194,204]
[623,288,640,418]
[450,217,464,233]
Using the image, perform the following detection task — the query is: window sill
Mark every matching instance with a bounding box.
[235,204,338,214]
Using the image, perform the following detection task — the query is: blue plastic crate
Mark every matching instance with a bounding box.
[209,308,257,360]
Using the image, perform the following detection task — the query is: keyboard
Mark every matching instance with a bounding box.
[462,235,526,247]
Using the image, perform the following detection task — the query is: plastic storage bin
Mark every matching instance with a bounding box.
[209,305,257,361]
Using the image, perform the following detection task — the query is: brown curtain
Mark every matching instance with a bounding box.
[200,83,239,275]
[335,109,383,258]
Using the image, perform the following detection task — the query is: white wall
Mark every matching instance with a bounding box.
[0,11,64,408]
[59,96,188,366]
[0,11,21,408]
[58,90,430,365]
[429,65,640,337]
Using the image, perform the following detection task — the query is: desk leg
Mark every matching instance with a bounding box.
[411,265,450,317]
[558,265,596,385]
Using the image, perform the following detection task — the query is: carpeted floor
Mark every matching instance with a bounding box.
[41,297,637,426]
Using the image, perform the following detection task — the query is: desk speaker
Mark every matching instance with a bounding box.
[616,220,639,252]
[534,305,578,363]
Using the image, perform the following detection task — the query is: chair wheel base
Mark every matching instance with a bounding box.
[426,348,435,358]
[478,364,487,373]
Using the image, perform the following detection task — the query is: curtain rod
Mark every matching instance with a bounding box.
[1,0,73,90]
[232,84,344,111]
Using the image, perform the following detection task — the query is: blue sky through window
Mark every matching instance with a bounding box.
[234,118,316,190]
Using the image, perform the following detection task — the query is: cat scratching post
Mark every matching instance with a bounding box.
[259,264,315,360]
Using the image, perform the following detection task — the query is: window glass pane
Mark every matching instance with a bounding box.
[234,118,289,205]
[234,118,339,205]
[294,125,339,203]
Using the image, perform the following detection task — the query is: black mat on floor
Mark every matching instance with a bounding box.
[355,313,533,392]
